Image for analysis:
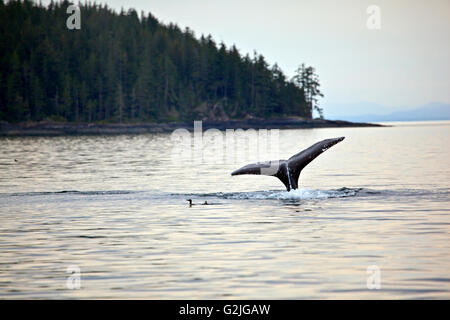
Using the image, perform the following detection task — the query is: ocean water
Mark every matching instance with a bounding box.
[0,121,449,299]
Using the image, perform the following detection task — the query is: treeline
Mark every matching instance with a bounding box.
[0,0,317,123]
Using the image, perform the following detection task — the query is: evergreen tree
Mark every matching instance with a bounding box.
[0,0,319,123]
[293,64,324,119]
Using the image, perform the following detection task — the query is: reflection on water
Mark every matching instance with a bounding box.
[0,121,449,299]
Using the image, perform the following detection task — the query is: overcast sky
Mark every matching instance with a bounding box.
[43,0,450,116]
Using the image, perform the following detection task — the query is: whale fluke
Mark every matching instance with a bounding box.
[231,137,345,191]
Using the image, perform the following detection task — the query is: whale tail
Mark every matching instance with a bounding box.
[231,137,345,191]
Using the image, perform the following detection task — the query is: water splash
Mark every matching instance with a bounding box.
[266,188,359,200]
[286,163,293,190]
[190,188,363,201]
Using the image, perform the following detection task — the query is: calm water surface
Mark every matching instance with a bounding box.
[0,121,449,299]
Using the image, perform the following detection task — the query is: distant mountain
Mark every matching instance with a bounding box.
[334,102,450,122]
[324,102,394,120]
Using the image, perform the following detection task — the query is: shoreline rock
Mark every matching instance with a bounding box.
[0,118,383,136]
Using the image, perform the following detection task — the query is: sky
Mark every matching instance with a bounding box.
[42,0,450,117]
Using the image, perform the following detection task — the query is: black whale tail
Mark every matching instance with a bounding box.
[231,137,345,191]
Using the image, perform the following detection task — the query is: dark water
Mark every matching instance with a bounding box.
[0,121,449,299]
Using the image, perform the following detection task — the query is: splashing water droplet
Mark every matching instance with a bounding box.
[286,163,293,191]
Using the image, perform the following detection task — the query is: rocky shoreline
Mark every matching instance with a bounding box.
[0,118,383,136]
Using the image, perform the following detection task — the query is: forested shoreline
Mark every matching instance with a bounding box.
[0,118,382,136]
[0,0,325,124]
